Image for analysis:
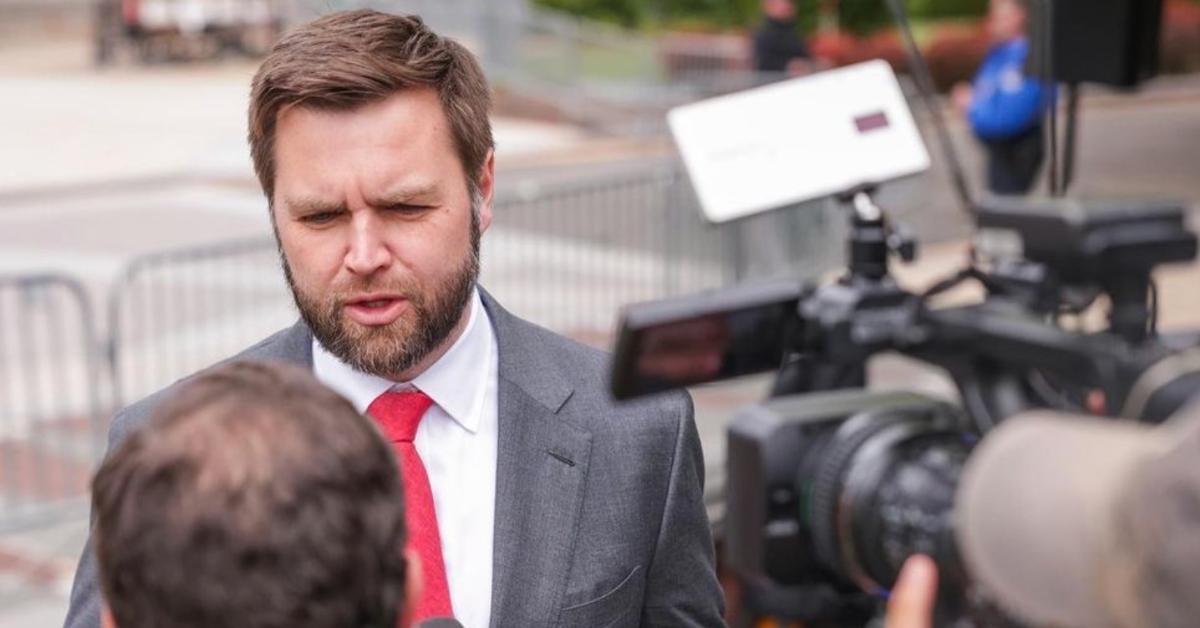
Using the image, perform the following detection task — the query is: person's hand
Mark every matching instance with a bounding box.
[951,82,973,115]
[886,554,938,628]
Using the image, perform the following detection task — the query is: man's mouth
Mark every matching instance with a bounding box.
[343,294,408,327]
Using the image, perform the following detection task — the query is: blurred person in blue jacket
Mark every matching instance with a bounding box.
[953,0,1052,195]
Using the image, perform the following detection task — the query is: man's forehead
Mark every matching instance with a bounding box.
[271,89,465,208]
[280,86,446,130]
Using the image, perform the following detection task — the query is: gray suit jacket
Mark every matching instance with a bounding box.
[64,292,725,627]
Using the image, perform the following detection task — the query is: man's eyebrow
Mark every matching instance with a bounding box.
[369,184,440,207]
[282,197,345,215]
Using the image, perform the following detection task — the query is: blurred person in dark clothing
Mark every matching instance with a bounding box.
[91,360,430,628]
[753,0,816,75]
[953,0,1052,195]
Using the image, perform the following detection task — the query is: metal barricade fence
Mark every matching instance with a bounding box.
[107,237,297,408]
[486,162,735,342]
[485,160,846,338]
[0,165,842,533]
[103,163,844,406]
[103,165,736,403]
[0,275,105,533]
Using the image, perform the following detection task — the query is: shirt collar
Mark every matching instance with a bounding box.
[312,289,493,434]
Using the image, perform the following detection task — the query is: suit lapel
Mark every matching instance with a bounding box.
[482,292,591,627]
[490,379,591,626]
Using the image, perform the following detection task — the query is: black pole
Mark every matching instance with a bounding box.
[884,0,976,216]
[1036,0,1061,196]
[1061,83,1081,194]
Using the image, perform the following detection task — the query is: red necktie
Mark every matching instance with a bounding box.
[367,391,454,621]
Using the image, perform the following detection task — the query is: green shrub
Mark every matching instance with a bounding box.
[835,0,891,35]
[534,0,647,27]
[908,0,988,19]
[532,0,990,33]
[660,0,761,29]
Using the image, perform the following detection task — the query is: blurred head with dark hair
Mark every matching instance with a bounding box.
[92,361,413,628]
[762,0,796,22]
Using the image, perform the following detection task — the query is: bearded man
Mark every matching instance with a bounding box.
[64,9,724,628]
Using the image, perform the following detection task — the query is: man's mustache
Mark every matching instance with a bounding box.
[326,281,418,306]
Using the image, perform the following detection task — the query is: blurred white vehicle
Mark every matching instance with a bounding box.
[97,0,285,64]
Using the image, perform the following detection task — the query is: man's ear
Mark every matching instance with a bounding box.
[475,149,495,234]
[101,605,118,628]
[400,548,423,628]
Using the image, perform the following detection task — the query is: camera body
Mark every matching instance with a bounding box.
[727,390,972,621]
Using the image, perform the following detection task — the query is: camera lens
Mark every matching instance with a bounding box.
[1123,346,1200,423]
[806,404,973,594]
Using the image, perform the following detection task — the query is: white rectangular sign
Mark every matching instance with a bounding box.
[669,60,931,223]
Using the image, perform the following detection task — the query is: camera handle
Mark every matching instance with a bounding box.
[771,188,918,399]
[839,186,917,283]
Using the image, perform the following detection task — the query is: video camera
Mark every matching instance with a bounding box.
[608,2,1199,624]
[612,190,1200,625]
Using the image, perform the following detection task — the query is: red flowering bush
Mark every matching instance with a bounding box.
[1162,0,1200,73]
[923,24,990,91]
[813,23,986,91]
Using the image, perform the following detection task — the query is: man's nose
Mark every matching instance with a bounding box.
[344,212,391,276]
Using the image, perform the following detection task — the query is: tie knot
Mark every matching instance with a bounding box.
[367,390,433,442]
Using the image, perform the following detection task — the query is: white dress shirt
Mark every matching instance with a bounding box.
[313,290,497,628]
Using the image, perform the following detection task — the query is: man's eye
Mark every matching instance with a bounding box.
[302,212,338,224]
[386,203,430,214]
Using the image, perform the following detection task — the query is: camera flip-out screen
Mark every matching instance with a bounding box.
[668,60,931,223]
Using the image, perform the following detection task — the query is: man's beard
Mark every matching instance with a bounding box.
[281,212,481,379]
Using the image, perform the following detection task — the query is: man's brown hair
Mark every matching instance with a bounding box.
[92,361,406,628]
[248,9,494,203]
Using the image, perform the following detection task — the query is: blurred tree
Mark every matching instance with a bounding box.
[907,0,988,18]
[661,0,760,27]
[531,0,993,32]
[534,0,785,29]
[834,0,891,35]
[535,0,647,27]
